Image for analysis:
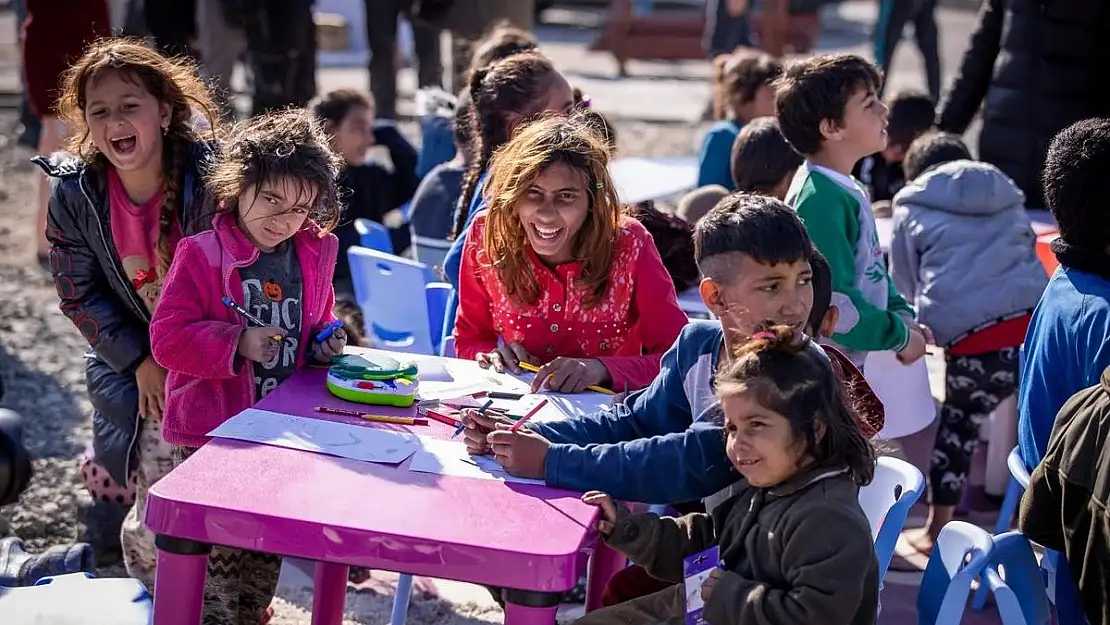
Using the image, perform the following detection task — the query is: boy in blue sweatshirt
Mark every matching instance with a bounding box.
[464,194,833,505]
[1018,118,1110,469]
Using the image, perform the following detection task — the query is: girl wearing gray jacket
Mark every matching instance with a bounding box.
[890,132,1048,555]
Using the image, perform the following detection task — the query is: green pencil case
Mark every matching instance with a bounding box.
[325,353,419,407]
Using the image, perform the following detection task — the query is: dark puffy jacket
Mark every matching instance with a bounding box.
[936,0,1110,209]
[32,141,215,484]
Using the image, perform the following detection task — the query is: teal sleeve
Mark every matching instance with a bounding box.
[793,185,909,352]
[697,127,738,190]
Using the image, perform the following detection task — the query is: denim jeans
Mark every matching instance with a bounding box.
[704,0,751,57]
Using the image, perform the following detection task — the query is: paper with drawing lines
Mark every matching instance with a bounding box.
[409,437,545,485]
[208,409,420,464]
[414,357,531,401]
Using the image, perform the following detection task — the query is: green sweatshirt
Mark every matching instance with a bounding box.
[786,162,913,364]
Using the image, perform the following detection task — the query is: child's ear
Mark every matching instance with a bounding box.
[820,306,839,339]
[813,418,827,445]
[818,118,843,142]
[699,277,727,316]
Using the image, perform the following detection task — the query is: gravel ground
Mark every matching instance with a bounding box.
[0,111,701,622]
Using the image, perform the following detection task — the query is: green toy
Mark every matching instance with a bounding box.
[326,354,419,407]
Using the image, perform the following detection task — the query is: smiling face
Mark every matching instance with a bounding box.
[331,103,375,166]
[84,70,170,172]
[721,390,810,487]
[515,161,591,265]
[702,254,814,345]
[236,177,317,252]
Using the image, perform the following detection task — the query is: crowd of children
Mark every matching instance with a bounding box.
[23,11,1110,624]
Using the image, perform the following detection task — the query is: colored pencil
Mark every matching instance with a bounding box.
[222,296,283,342]
[453,399,492,439]
[361,414,428,426]
[509,398,548,433]
[517,361,615,395]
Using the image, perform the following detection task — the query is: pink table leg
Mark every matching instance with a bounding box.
[152,548,208,625]
[503,602,560,625]
[311,561,349,625]
[585,542,627,613]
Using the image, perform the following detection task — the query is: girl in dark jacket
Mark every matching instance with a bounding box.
[33,39,219,590]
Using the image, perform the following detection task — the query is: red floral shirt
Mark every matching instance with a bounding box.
[454,215,688,391]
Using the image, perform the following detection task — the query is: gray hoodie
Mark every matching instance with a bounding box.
[890,160,1048,348]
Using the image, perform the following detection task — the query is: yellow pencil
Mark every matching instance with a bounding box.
[359,414,428,426]
[517,361,615,395]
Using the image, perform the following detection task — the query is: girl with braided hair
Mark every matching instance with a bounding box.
[33,38,219,587]
[440,52,575,328]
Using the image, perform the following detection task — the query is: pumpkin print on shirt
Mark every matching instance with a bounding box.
[239,241,304,399]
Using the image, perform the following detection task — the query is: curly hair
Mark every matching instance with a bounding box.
[205,109,343,233]
[481,112,623,308]
[57,37,219,275]
[716,325,876,486]
[712,48,784,121]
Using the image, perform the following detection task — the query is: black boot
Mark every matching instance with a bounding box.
[0,537,96,587]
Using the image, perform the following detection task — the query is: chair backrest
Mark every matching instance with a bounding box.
[354,219,394,254]
[440,335,456,358]
[985,533,1052,625]
[858,456,926,579]
[412,235,452,279]
[425,282,453,355]
[347,246,436,355]
[917,521,995,625]
[1008,446,1031,490]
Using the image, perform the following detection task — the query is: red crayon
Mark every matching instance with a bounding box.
[509,399,548,433]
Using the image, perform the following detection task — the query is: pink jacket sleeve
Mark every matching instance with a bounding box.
[597,238,688,391]
[150,238,245,379]
[452,224,499,361]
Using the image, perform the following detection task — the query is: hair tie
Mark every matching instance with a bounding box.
[580,95,592,109]
[751,331,775,341]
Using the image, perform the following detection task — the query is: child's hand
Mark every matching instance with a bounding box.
[476,342,535,374]
[461,408,515,455]
[581,491,620,535]
[530,357,609,393]
[917,323,936,345]
[486,424,550,478]
[313,327,347,363]
[135,356,167,421]
[238,327,287,363]
[700,569,723,602]
[896,328,928,364]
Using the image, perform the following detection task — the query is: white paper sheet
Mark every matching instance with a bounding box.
[863,351,937,440]
[207,409,420,464]
[438,391,616,424]
[409,437,545,485]
[414,357,531,401]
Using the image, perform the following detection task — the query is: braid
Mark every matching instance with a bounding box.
[156,139,183,276]
[451,67,494,239]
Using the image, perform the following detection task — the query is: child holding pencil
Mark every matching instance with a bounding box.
[149,110,347,625]
[453,113,688,394]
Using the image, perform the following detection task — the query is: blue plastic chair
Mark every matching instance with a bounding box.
[984,532,1052,625]
[440,335,455,358]
[425,282,452,355]
[858,456,926,580]
[354,218,394,254]
[347,247,441,355]
[917,521,995,625]
[411,235,452,280]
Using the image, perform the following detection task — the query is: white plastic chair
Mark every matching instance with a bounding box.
[858,456,926,579]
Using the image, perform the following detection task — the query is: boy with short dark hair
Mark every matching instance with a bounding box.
[854,90,936,204]
[775,53,928,369]
[1018,117,1110,469]
[729,116,803,200]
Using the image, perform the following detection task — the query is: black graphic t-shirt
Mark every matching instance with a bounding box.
[240,241,303,400]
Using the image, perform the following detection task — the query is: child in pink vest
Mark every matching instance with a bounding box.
[150,109,347,625]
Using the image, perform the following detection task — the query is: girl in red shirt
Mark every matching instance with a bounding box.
[454,113,688,393]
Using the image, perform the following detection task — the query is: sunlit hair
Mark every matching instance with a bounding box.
[716,325,876,485]
[481,112,623,307]
[57,37,219,274]
[205,109,343,233]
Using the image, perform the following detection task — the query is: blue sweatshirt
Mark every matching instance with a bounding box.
[442,171,488,340]
[528,321,739,504]
[1018,266,1110,468]
[696,119,741,190]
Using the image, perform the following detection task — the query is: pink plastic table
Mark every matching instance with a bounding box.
[145,362,627,625]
